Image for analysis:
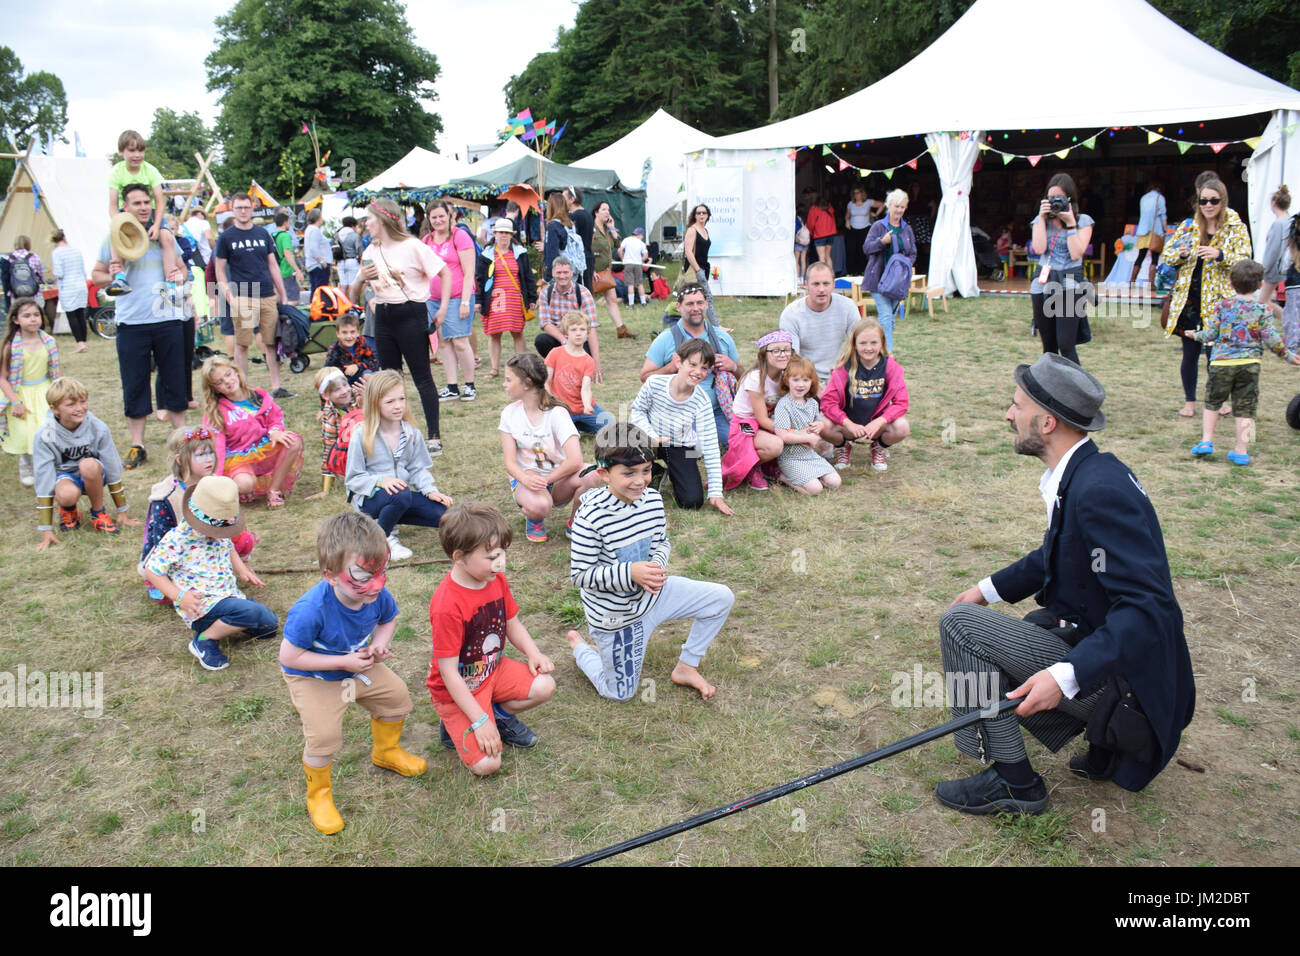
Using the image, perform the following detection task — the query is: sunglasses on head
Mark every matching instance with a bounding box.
[1198,196,1222,205]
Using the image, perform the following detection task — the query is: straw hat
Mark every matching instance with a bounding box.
[182,476,247,539]
[109,212,149,262]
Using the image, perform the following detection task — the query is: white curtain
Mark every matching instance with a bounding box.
[925,130,983,297]
[1245,110,1300,253]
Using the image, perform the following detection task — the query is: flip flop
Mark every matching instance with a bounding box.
[1219,406,1233,416]
[1226,451,1251,466]
[1178,407,1196,418]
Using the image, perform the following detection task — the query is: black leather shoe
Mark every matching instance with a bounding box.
[1068,750,1117,781]
[935,766,1048,815]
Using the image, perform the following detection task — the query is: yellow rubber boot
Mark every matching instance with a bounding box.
[303,761,344,835]
[370,718,427,776]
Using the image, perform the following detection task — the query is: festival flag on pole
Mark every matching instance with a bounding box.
[32,182,41,211]
[1209,142,1227,153]
[74,132,85,157]
[1027,155,1042,167]
[553,122,567,144]
[302,122,309,134]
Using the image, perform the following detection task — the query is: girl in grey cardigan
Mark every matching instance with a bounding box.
[345,370,454,560]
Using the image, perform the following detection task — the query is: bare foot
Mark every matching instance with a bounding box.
[304,491,328,501]
[671,662,715,700]
[565,629,588,652]
[1178,403,1196,418]
[75,343,89,353]
[154,409,170,422]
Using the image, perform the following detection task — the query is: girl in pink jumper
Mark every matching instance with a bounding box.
[819,318,911,472]
[201,356,304,507]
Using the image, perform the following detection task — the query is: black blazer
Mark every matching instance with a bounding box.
[991,440,1195,791]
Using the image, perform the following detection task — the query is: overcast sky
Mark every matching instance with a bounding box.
[6,0,578,165]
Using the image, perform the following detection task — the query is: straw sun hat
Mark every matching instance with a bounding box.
[182,476,247,539]
[109,212,150,261]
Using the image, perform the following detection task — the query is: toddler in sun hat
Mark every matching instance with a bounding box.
[143,475,276,671]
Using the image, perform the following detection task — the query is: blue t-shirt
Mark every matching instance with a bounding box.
[215,224,278,299]
[1029,212,1095,279]
[97,234,184,326]
[644,320,740,413]
[282,579,398,681]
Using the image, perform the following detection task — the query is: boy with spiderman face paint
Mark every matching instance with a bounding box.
[280,511,426,835]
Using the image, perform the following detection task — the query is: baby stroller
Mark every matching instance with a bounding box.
[972,232,1005,281]
[278,302,313,373]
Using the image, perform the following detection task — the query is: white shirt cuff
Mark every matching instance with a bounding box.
[1046,662,1080,700]
[977,577,1003,605]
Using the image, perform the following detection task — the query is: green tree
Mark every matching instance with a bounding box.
[1151,0,1300,89]
[206,0,441,196]
[0,46,69,181]
[145,108,214,180]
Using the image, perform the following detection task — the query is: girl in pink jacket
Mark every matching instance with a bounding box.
[819,317,911,472]
[201,356,304,507]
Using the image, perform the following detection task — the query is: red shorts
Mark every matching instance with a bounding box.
[433,657,538,766]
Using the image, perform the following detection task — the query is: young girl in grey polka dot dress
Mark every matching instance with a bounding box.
[773,355,842,495]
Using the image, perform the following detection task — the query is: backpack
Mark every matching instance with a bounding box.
[9,255,38,297]
[325,408,364,476]
[277,304,309,354]
[311,285,355,322]
[878,253,914,302]
[560,222,586,275]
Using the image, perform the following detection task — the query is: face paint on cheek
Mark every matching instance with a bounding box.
[344,557,388,595]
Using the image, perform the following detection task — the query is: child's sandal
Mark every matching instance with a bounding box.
[266,490,287,509]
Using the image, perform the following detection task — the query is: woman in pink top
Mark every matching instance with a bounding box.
[349,198,453,456]
[423,200,478,402]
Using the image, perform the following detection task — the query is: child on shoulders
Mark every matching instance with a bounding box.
[201,356,305,508]
[628,337,732,515]
[306,366,360,499]
[1,296,59,487]
[105,129,179,294]
[567,422,734,702]
[143,475,275,672]
[345,370,454,560]
[820,317,911,472]
[32,377,137,550]
[427,503,556,777]
[139,426,256,602]
[499,352,602,543]
[544,310,615,434]
[281,511,426,834]
[1187,259,1300,465]
[771,355,842,495]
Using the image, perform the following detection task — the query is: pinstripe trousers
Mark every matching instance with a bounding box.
[939,603,1101,764]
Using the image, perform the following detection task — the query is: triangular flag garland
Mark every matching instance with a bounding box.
[1177,141,1191,154]
[1209,142,1226,154]
[1027,155,1042,167]
[1286,123,1299,137]
[1138,126,1267,153]
[906,159,918,170]
[799,142,931,178]
[1055,149,1069,159]
[1245,137,1260,150]
[1147,130,1162,145]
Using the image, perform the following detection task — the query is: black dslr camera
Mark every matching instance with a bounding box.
[1047,195,1072,214]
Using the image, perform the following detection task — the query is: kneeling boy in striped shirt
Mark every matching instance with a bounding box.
[566,422,734,701]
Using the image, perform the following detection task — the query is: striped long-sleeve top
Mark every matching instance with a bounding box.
[628,374,723,500]
[569,486,671,631]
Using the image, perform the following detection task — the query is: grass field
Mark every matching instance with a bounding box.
[2,290,1297,866]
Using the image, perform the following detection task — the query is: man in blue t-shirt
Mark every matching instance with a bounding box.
[91,183,189,469]
[639,284,739,448]
[214,192,293,398]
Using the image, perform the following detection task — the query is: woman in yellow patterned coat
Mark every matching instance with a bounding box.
[1160,176,1252,417]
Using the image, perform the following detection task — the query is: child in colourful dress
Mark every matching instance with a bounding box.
[427,503,556,777]
[281,511,427,834]
[346,369,454,561]
[721,329,793,491]
[772,355,842,495]
[1186,259,1300,465]
[201,356,304,508]
[143,475,276,671]
[305,366,360,499]
[1,298,60,487]
[499,352,602,542]
[139,426,257,603]
[820,317,912,471]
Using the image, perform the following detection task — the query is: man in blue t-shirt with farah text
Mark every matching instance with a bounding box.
[639,284,739,449]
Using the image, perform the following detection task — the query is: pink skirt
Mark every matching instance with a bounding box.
[721,416,763,490]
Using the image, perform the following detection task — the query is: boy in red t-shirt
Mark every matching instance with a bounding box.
[544,311,616,435]
[427,503,556,776]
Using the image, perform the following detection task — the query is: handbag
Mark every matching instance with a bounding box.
[1147,227,1165,256]
[1158,296,1173,332]
[593,268,616,295]
[497,248,536,322]
[673,263,697,294]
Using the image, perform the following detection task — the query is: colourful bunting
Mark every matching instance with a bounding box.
[884,169,893,179]
[786,150,797,161]
[1055,149,1069,159]
[821,145,832,156]
[1147,131,1162,144]
[766,158,777,168]
[837,159,849,171]
[858,169,870,178]
[1002,153,1014,165]
[1028,155,1042,167]
[1286,123,1299,136]
[1177,141,1191,154]
[1245,137,1260,150]
[1083,136,1096,149]
[906,159,917,170]
[1209,142,1226,153]
[746,161,755,171]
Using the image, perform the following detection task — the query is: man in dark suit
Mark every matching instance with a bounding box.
[935,354,1195,815]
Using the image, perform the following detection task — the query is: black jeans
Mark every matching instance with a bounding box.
[652,445,704,510]
[374,300,439,439]
[1031,288,1085,366]
[1180,335,1212,403]
[65,307,88,343]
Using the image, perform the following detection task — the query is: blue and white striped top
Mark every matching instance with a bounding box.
[570,486,671,631]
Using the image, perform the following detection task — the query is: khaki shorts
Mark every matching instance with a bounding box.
[231,295,279,349]
[284,664,412,761]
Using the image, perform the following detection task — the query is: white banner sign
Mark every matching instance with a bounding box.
[690,166,745,257]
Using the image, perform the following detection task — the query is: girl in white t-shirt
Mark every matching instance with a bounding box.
[498,353,602,543]
[721,329,794,491]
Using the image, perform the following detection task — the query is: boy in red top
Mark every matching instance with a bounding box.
[543,311,616,434]
[427,503,556,776]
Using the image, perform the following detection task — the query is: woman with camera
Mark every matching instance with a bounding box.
[1028,174,1093,366]
[1159,176,1251,417]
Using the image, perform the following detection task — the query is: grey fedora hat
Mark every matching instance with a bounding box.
[1014,353,1106,431]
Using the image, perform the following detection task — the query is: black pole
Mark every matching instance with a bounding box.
[558,697,1021,867]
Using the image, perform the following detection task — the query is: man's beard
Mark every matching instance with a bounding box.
[1012,419,1047,458]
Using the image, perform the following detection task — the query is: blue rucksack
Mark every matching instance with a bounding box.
[878,253,914,301]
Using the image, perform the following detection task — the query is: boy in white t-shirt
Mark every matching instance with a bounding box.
[618,228,651,306]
